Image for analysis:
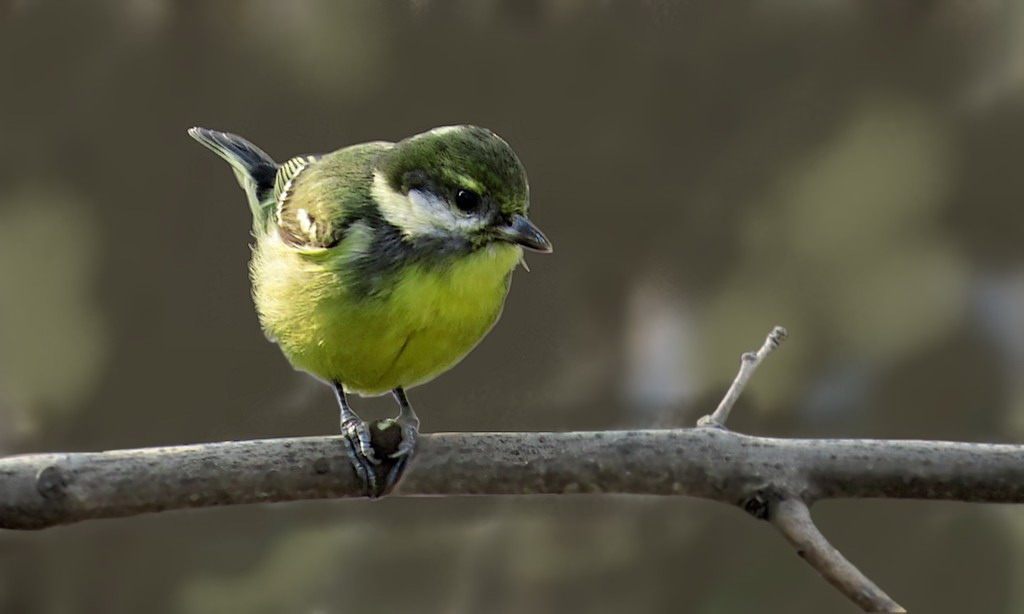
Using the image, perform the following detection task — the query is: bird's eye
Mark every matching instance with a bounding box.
[454,189,481,214]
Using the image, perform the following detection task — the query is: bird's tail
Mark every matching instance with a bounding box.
[188,127,278,228]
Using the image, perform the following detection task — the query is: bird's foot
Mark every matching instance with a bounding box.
[379,417,418,459]
[373,417,419,495]
[340,417,381,496]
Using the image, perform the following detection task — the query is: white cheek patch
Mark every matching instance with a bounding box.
[407,189,482,233]
[372,171,486,239]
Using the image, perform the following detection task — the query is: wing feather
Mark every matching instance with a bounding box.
[271,142,392,250]
[273,155,346,248]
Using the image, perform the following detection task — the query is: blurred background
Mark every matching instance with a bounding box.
[2,0,1024,612]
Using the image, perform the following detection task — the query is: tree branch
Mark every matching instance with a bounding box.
[3,327,1022,611]
[770,498,905,612]
[3,430,1024,529]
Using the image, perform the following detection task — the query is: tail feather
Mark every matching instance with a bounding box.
[188,127,278,226]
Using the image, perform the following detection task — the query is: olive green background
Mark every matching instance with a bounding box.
[2,1,1024,612]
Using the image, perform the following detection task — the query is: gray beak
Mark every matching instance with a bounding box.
[498,214,553,253]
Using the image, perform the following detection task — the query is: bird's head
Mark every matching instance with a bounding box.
[373,125,552,254]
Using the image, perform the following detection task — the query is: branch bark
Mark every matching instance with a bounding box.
[4,430,1024,526]
[4,428,1024,614]
[3,328,1020,611]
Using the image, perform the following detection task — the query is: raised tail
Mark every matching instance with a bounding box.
[188,127,278,227]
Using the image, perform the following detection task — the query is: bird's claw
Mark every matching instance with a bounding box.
[341,418,381,496]
[373,418,418,494]
[378,418,418,459]
[342,417,381,464]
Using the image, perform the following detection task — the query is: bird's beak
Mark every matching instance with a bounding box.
[498,214,553,253]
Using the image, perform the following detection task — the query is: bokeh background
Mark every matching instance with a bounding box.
[2,1,1024,612]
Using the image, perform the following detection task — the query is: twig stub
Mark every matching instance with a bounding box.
[699,325,789,428]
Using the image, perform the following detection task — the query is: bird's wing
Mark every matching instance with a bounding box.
[272,155,346,249]
[270,142,391,250]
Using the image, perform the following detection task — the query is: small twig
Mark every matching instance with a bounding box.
[698,325,788,428]
[770,499,905,612]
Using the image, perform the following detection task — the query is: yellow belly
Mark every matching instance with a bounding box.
[251,232,521,396]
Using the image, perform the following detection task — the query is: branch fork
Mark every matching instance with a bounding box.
[699,325,903,613]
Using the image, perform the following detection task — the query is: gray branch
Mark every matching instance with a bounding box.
[3,429,1024,611]
[3,327,1021,611]
[770,498,905,612]
[3,430,1024,519]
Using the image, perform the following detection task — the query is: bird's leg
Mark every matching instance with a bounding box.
[333,382,380,496]
[388,387,420,458]
[377,387,420,492]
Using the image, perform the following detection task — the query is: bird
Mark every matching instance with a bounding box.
[188,125,551,496]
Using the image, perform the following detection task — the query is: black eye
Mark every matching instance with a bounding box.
[455,189,481,213]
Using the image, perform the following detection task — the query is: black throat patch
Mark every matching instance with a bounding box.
[344,211,475,299]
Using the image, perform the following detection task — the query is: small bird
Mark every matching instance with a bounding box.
[189,125,551,495]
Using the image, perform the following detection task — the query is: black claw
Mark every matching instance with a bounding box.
[340,419,381,496]
[333,384,419,498]
[366,418,418,496]
[384,455,411,494]
[387,421,418,460]
[340,434,377,496]
[341,418,380,465]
